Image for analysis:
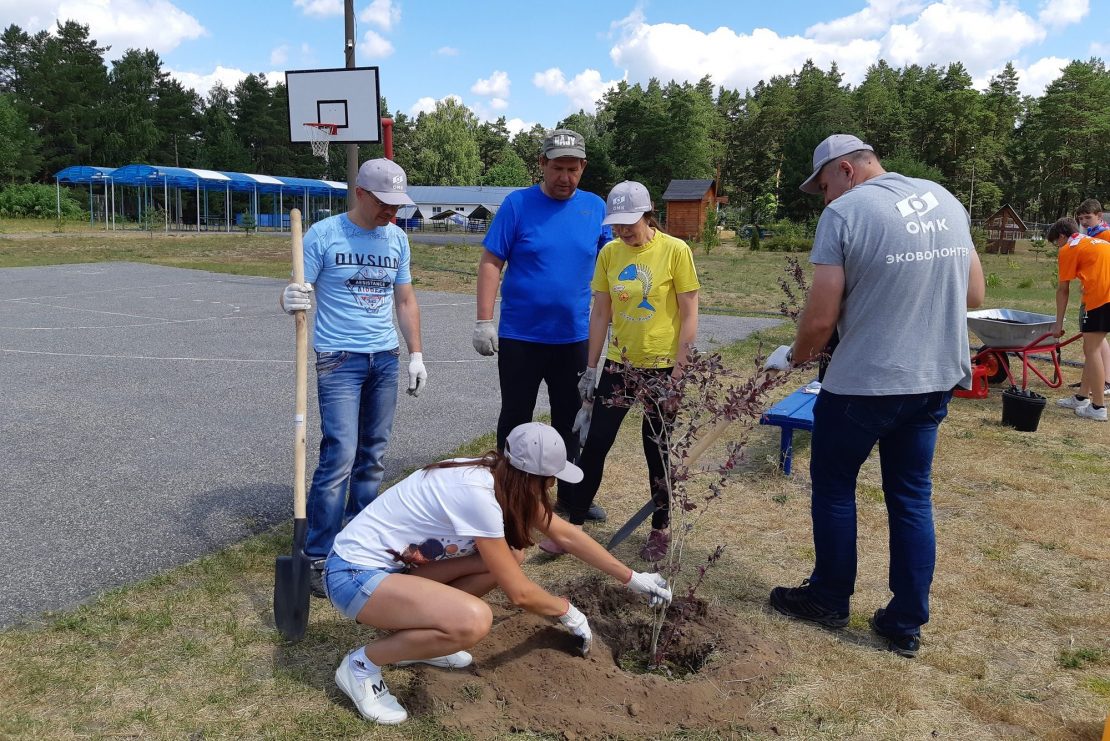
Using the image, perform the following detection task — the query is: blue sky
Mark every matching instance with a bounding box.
[5,0,1106,134]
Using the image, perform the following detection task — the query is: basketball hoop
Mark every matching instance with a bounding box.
[303,123,339,165]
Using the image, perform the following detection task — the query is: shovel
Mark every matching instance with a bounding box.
[605,417,736,551]
[273,208,311,642]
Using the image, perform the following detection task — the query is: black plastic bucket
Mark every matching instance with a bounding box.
[1001,386,1046,432]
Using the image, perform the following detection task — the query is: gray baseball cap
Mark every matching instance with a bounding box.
[505,422,583,483]
[603,181,652,225]
[799,134,874,194]
[542,128,587,159]
[356,158,415,206]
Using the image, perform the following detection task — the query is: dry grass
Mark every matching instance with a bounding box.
[0,225,1107,739]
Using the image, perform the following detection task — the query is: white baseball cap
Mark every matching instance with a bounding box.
[603,181,652,225]
[356,158,415,206]
[799,134,874,194]
[505,422,583,483]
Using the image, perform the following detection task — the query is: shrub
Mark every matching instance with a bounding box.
[699,208,720,254]
[761,236,812,253]
[0,183,86,219]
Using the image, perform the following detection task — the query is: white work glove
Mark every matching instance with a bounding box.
[578,367,597,403]
[763,344,793,372]
[473,320,498,356]
[407,352,427,397]
[558,601,592,656]
[625,570,672,608]
[572,404,592,448]
[282,283,313,314]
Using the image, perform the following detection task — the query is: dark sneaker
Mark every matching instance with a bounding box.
[768,580,849,628]
[554,501,608,522]
[869,609,920,658]
[309,559,327,599]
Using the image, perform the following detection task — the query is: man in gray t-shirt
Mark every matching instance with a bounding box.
[766,134,985,657]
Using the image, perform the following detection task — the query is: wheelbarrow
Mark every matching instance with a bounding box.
[966,309,1081,392]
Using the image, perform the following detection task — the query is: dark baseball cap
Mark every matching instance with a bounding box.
[542,128,586,159]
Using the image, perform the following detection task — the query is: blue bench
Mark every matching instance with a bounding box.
[759,385,818,475]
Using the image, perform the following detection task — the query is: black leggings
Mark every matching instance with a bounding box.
[564,362,673,529]
[496,338,587,503]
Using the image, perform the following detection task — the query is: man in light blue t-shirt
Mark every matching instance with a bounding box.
[765,135,985,658]
[280,158,427,596]
[473,129,612,520]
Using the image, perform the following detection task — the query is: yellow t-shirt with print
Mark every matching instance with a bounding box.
[592,230,700,368]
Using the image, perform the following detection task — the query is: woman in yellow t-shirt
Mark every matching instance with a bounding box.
[539,181,700,561]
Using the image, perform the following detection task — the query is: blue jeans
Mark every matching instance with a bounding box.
[305,348,399,560]
[807,390,952,636]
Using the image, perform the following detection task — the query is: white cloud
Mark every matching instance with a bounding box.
[1016,55,1069,95]
[806,0,923,43]
[358,29,394,58]
[504,117,533,136]
[1,0,206,56]
[293,0,340,17]
[408,94,463,117]
[270,45,289,65]
[359,0,400,30]
[489,97,509,110]
[471,70,510,98]
[167,65,282,98]
[533,67,622,112]
[602,2,1087,101]
[878,2,1044,70]
[1037,0,1088,27]
[436,46,459,56]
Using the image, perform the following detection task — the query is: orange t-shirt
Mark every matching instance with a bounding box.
[1058,233,1110,311]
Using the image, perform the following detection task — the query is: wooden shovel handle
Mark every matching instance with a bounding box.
[291,209,308,520]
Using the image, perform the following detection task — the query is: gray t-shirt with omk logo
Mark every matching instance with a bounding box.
[810,172,973,396]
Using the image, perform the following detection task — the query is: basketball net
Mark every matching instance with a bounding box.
[304,123,339,166]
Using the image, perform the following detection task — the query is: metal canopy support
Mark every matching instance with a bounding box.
[195,180,200,232]
[226,185,230,232]
[163,177,168,232]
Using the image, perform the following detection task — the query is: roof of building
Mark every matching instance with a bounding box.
[662,179,715,201]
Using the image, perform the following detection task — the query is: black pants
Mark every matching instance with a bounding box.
[496,338,588,503]
[564,362,673,529]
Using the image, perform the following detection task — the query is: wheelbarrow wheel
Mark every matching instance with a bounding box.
[978,351,1010,384]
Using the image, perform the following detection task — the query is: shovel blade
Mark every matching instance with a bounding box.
[605,498,656,551]
[273,519,311,641]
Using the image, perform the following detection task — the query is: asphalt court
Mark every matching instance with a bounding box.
[0,261,779,627]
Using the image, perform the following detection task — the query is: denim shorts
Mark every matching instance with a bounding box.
[324,551,401,620]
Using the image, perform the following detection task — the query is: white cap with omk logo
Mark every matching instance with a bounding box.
[505,422,584,483]
[356,158,415,206]
[603,181,652,225]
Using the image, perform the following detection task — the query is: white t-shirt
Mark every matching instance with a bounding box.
[331,461,505,570]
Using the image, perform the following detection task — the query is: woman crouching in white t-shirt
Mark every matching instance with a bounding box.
[324,421,672,725]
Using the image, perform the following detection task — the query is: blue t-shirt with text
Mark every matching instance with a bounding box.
[483,185,611,343]
[303,213,411,353]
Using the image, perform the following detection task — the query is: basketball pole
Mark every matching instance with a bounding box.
[344,0,359,211]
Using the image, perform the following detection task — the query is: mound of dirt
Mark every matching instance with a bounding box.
[405,577,788,739]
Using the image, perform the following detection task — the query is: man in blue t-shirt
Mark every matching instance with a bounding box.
[280,158,427,596]
[473,129,611,520]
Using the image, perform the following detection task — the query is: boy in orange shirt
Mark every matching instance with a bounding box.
[1048,217,1110,421]
[1075,199,1110,392]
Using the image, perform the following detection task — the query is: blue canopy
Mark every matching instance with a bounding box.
[55,166,116,183]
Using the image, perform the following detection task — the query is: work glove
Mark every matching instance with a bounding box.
[473,320,498,356]
[578,367,597,403]
[557,601,592,656]
[625,570,672,608]
[763,344,793,372]
[282,283,313,314]
[572,403,592,448]
[407,353,427,397]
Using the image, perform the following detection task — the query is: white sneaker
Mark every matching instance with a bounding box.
[1057,396,1091,410]
[1075,404,1107,421]
[395,650,473,668]
[335,651,408,724]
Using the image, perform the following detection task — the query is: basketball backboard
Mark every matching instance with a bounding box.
[285,66,382,144]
